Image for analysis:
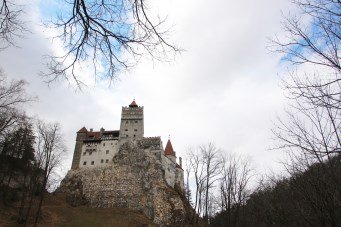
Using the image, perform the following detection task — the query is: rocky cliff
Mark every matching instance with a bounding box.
[59,141,191,226]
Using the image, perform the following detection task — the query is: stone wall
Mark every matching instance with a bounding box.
[59,141,189,226]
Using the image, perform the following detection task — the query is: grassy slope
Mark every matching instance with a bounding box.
[0,193,158,227]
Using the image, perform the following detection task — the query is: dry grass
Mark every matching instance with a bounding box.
[0,193,158,227]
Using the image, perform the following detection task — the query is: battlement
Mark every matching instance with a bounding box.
[121,107,143,120]
[138,137,162,150]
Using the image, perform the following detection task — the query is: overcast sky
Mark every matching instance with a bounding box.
[0,0,294,177]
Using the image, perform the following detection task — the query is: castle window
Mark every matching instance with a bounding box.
[83,152,86,155]
[106,150,109,154]
[134,129,137,132]
[126,121,128,124]
[135,120,138,123]
[89,152,92,155]
[91,161,94,165]
[106,159,109,163]
[101,159,104,163]
[83,161,87,165]
[133,134,136,137]
[103,143,105,146]
[125,129,128,131]
[126,135,128,137]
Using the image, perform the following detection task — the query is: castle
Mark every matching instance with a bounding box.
[70,100,184,190]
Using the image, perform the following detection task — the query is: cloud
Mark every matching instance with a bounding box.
[0,0,293,176]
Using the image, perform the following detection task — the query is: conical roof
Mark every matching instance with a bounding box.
[164,139,176,156]
[129,99,138,107]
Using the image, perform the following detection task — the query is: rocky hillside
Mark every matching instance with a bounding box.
[59,141,193,226]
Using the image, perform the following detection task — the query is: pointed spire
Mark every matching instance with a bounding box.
[129,99,138,107]
[164,138,176,156]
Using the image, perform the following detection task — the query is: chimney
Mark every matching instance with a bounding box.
[90,128,93,132]
[100,127,105,133]
[179,157,182,168]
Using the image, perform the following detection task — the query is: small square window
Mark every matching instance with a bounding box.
[91,161,94,165]
[125,129,128,131]
[106,159,109,163]
[133,135,136,137]
[135,120,138,123]
[89,152,92,155]
[134,129,137,132]
[83,152,86,155]
[101,159,104,163]
[126,121,128,124]
[106,150,109,154]
[126,135,128,137]
[103,143,105,146]
[83,161,87,165]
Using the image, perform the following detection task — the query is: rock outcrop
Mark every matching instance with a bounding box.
[59,141,190,226]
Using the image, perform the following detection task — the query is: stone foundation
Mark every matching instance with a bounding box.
[59,142,188,225]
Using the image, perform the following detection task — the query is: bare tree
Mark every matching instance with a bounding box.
[184,152,192,204]
[200,142,222,224]
[33,120,66,227]
[0,69,34,143]
[219,153,253,227]
[0,1,179,87]
[272,84,341,189]
[0,0,25,50]
[43,0,180,87]
[270,0,341,105]
[186,143,222,225]
[270,1,341,225]
[187,147,205,221]
[271,0,340,72]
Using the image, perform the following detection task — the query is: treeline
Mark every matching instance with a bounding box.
[189,0,341,226]
[184,143,253,226]
[211,155,341,226]
[0,70,66,226]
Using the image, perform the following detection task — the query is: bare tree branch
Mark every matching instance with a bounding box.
[41,0,180,88]
[0,0,26,50]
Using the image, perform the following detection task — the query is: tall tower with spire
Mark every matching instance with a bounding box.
[119,99,144,142]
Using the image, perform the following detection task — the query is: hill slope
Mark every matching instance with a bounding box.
[0,193,157,226]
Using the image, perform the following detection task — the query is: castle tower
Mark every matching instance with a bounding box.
[119,99,144,142]
[164,138,176,163]
[71,127,88,169]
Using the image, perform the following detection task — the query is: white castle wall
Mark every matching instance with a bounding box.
[79,139,119,167]
[161,154,177,188]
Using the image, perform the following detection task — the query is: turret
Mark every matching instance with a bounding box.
[71,127,88,169]
[164,138,177,163]
[119,99,144,143]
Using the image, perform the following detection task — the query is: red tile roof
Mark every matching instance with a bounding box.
[129,99,138,107]
[77,127,88,133]
[87,131,102,139]
[164,139,176,156]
